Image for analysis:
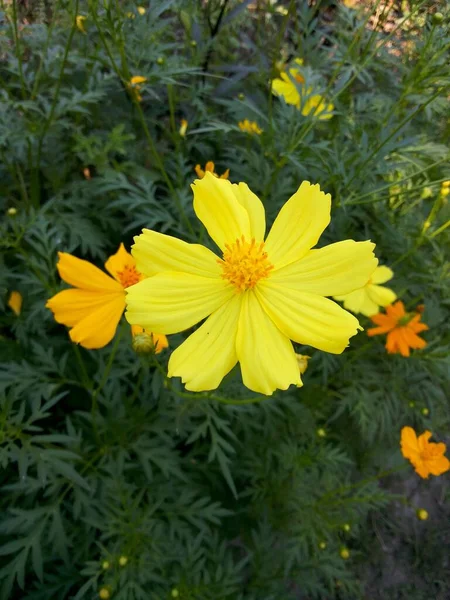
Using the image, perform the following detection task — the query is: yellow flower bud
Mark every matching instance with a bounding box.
[7,207,17,216]
[316,428,326,438]
[102,560,110,570]
[318,541,327,550]
[421,407,429,416]
[137,6,146,15]
[179,119,188,137]
[156,57,165,65]
[442,180,450,188]
[340,547,350,560]
[343,523,351,532]
[118,555,128,567]
[171,590,180,598]
[417,508,428,521]
[99,589,111,600]
[408,401,415,408]
[76,15,87,33]
[440,186,450,197]
[190,40,197,47]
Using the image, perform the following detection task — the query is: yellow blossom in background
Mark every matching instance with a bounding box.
[179,119,188,137]
[118,556,128,567]
[334,265,396,317]
[46,244,167,350]
[125,173,377,395]
[137,6,146,15]
[75,15,87,33]
[272,58,334,120]
[416,509,428,520]
[295,353,310,375]
[128,75,147,102]
[194,161,229,180]
[340,547,350,559]
[126,11,136,19]
[99,589,110,600]
[440,182,450,197]
[238,119,263,135]
[7,207,17,216]
[401,426,450,478]
[8,291,22,316]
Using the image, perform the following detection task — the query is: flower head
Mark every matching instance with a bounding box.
[238,119,263,135]
[8,291,22,316]
[367,301,428,357]
[125,174,377,395]
[179,119,188,137]
[272,59,334,120]
[128,76,147,102]
[76,15,87,33]
[194,161,229,180]
[401,426,450,479]
[334,265,396,317]
[46,244,167,350]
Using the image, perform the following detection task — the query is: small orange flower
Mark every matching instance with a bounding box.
[46,244,167,350]
[367,301,428,357]
[401,426,450,479]
[194,161,229,180]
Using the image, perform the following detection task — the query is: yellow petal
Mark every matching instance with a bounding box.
[8,291,22,316]
[271,77,300,106]
[46,288,123,328]
[231,183,266,241]
[270,240,377,296]
[256,281,360,354]
[132,229,221,278]
[301,95,334,120]
[56,252,123,293]
[334,288,374,315]
[104,243,135,282]
[69,294,125,349]
[236,291,301,395]
[168,294,242,391]
[371,265,394,284]
[192,172,251,251]
[125,272,233,334]
[264,181,331,269]
[366,284,397,310]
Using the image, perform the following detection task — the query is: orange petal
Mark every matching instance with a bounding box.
[400,426,419,459]
[104,243,136,282]
[403,328,427,350]
[386,301,405,320]
[46,288,122,328]
[56,252,123,293]
[428,455,450,476]
[68,294,125,349]
[370,313,396,328]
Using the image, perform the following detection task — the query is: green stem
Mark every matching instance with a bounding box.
[11,0,26,99]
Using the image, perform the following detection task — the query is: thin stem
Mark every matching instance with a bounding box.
[11,0,26,99]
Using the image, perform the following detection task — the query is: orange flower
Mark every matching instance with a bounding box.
[367,301,428,357]
[194,161,229,180]
[46,244,168,351]
[401,426,450,478]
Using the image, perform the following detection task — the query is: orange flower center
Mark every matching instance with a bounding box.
[117,265,141,288]
[219,236,273,292]
[294,73,304,84]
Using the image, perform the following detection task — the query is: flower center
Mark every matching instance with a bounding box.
[398,314,413,326]
[117,265,141,288]
[219,236,273,292]
[294,73,304,84]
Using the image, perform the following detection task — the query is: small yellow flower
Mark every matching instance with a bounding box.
[316,427,326,438]
[179,119,188,137]
[334,265,397,317]
[128,76,147,102]
[194,161,229,180]
[125,174,377,395]
[99,589,111,600]
[118,555,128,567]
[295,353,310,375]
[272,58,334,120]
[46,244,167,350]
[401,426,450,479]
[340,547,350,560]
[238,119,263,135]
[137,6,146,15]
[76,15,87,33]
[440,184,450,197]
[8,291,23,316]
[416,508,428,520]
[442,180,450,188]
[7,207,17,216]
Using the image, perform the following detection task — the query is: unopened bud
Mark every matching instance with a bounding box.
[318,541,327,550]
[171,590,180,598]
[118,555,128,567]
[432,12,444,25]
[416,508,428,520]
[99,589,111,600]
[7,207,17,216]
[316,428,326,438]
[156,57,165,65]
[102,560,110,570]
[421,407,429,416]
[343,523,351,532]
[340,547,350,560]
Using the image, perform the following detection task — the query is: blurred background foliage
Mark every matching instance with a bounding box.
[0,0,449,598]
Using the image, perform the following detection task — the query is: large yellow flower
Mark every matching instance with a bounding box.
[47,244,167,351]
[125,173,377,395]
[272,59,334,120]
[334,265,397,317]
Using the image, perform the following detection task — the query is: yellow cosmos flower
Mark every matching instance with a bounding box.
[125,173,377,395]
[128,76,147,102]
[46,244,167,350]
[272,59,334,120]
[238,119,263,135]
[179,119,188,137]
[194,161,229,180]
[334,265,396,317]
[75,15,87,34]
[8,291,23,316]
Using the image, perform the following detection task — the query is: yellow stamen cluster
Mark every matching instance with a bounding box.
[117,265,141,288]
[219,236,273,292]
